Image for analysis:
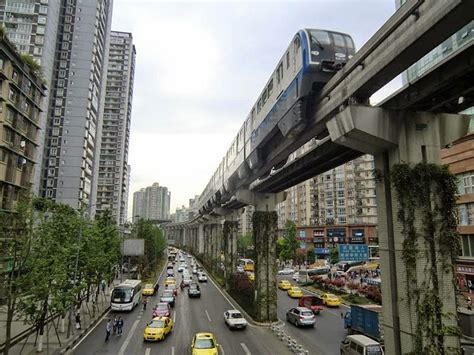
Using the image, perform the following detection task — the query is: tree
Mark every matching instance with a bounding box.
[306,248,316,264]
[278,220,299,262]
[133,219,166,277]
[0,193,34,355]
[237,233,253,258]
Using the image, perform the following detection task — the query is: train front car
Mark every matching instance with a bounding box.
[302,28,355,90]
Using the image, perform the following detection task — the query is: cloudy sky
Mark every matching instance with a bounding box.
[111,0,399,213]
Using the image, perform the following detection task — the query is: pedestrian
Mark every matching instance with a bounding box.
[467,296,472,311]
[75,312,81,330]
[105,319,112,341]
[117,317,124,336]
[112,316,118,335]
[143,297,148,310]
[101,280,106,294]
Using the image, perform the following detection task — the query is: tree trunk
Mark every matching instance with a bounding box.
[37,299,48,352]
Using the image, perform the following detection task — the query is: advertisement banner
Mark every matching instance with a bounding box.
[338,244,369,261]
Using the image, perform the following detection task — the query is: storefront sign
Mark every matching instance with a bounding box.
[315,248,330,255]
[313,237,325,243]
[457,264,474,275]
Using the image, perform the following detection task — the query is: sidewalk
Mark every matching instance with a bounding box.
[0,280,119,355]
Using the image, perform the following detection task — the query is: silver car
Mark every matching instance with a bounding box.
[286,307,315,327]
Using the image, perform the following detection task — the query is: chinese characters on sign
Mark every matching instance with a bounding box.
[338,244,369,261]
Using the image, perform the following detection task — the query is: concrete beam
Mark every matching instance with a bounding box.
[327,105,471,155]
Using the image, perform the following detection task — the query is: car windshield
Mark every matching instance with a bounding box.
[367,346,383,355]
[156,304,168,310]
[163,291,173,296]
[145,284,153,288]
[328,295,338,300]
[292,288,300,291]
[112,287,131,301]
[230,313,242,319]
[148,320,165,328]
[195,338,215,349]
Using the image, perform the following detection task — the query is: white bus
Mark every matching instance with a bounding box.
[111,279,142,311]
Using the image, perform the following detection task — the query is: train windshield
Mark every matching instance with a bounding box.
[309,30,331,50]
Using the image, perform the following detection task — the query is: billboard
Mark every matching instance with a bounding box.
[121,239,145,256]
[338,244,369,261]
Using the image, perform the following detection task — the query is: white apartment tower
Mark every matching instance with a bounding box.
[96,31,135,225]
[132,182,171,222]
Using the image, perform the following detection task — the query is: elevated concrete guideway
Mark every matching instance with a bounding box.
[165,1,474,352]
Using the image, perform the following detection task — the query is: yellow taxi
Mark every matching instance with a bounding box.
[165,277,176,286]
[143,283,155,296]
[143,316,173,341]
[321,293,342,307]
[247,272,255,282]
[278,280,292,290]
[287,286,304,298]
[191,332,219,355]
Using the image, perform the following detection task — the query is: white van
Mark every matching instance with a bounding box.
[340,335,384,355]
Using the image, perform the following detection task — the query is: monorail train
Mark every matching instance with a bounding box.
[198,29,355,214]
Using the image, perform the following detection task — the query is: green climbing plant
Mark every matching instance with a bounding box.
[391,163,461,354]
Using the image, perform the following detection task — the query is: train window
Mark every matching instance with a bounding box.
[286,52,290,68]
[344,35,354,49]
[332,33,345,47]
[267,79,273,97]
[257,99,262,113]
[294,37,300,49]
[262,89,267,105]
[309,30,331,47]
[277,63,283,83]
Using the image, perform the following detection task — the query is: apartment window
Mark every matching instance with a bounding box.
[461,235,474,258]
[6,108,15,122]
[65,15,72,23]
[459,173,474,194]
[46,190,53,198]
[48,168,55,176]
[49,158,56,166]
[47,179,54,187]
[39,5,48,14]
[52,127,60,136]
[35,36,44,45]
[51,138,58,145]
[50,147,57,156]
[12,71,19,83]
[9,89,16,101]
[38,16,47,25]
[33,47,43,55]
[57,79,65,87]
[58,70,66,78]
[62,42,69,50]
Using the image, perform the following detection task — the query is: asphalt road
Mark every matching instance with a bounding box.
[276,274,349,355]
[71,259,291,355]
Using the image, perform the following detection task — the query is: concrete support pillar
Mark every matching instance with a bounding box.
[198,224,204,255]
[204,224,211,266]
[328,105,469,353]
[223,217,238,289]
[251,193,284,322]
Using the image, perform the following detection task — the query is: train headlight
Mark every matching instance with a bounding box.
[311,50,320,56]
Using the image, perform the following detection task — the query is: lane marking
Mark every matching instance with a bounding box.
[172,346,175,355]
[205,309,212,322]
[145,349,151,355]
[118,319,140,355]
[173,310,176,323]
[240,343,251,355]
[220,345,226,355]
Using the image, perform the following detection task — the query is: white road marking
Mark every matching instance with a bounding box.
[220,345,226,355]
[173,310,176,322]
[240,343,251,355]
[145,348,151,355]
[171,346,175,355]
[118,319,140,355]
[205,309,212,322]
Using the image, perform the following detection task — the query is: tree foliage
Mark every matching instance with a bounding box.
[278,220,299,262]
[133,218,166,277]
[237,233,253,258]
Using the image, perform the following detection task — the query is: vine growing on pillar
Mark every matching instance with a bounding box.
[391,163,461,354]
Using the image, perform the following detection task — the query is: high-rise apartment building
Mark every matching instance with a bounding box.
[132,183,171,222]
[39,0,113,212]
[0,0,61,194]
[96,31,135,225]
[0,35,45,210]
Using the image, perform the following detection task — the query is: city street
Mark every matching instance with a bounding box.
[276,275,349,355]
[72,262,291,355]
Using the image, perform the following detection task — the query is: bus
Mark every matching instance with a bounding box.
[238,259,255,272]
[337,260,366,273]
[297,267,331,286]
[111,279,142,311]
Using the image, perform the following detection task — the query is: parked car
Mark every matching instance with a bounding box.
[198,272,208,282]
[278,268,295,275]
[286,307,315,327]
[292,272,300,281]
[224,310,247,330]
[153,302,171,317]
[160,290,175,307]
[188,282,201,298]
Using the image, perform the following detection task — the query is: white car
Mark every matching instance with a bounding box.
[278,268,295,275]
[198,272,207,282]
[192,268,198,274]
[292,272,300,281]
[177,265,184,272]
[224,310,247,330]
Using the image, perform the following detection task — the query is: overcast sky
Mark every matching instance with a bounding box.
[111,0,399,213]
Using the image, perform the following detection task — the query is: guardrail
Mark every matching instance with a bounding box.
[270,322,311,355]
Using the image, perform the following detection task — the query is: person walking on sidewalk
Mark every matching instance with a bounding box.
[112,315,118,335]
[117,316,124,336]
[105,319,112,341]
[75,312,81,330]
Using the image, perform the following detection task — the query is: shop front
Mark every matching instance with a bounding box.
[456,263,474,292]
[327,228,346,246]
